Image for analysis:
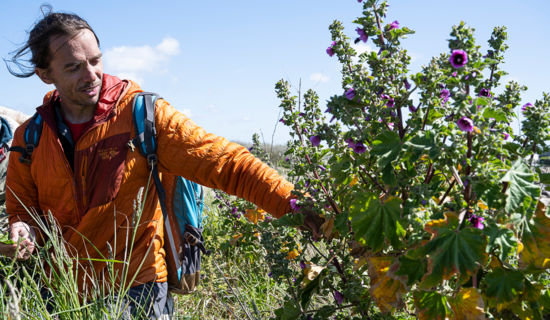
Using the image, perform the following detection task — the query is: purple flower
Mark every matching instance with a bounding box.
[310,135,321,146]
[345,88,356,100]
[457,117,474,132]
[409,105,417,113]
[290,199,300,211]
[355,27,368,43]
[345,138,356,148]
[452,71,457,77]
[389,111,397,117]
[386,97,395,108]
[326,41,336,57]
[318,165,327,171]
[353,142,367,154]
[389,20,400,30]
[522,102,532,112]
[358,0,363,2]
[324,107,331,113]
[365,115,371,121]
[479,88,491,97]
[440,89,450,103]
[404,78,411,90]
[285,157,290,162]
[469,214,485,230]
[449,49,468,68]
[503,132,509,140]
[388,122,395,130]
[333,290,344,305]
[268,272,272,277]
[300,261,306,269]
[279,117,286,124]
[421,199,427,205]
[299,112,306,117]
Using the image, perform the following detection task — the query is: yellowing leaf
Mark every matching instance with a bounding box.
[230,233,242,245]
[367,256,406,313]
[449,288,485,320]
[473,126,481,134]
[286,249,300,260]
[244,208,266,224]
[519,200,550,269]
[477,200,488,211]
[420,212,487,289]
[320,217,336,240]
[303,263,324,282]
[350,176,359,186]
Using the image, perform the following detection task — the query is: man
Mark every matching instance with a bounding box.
[4,9,318,318]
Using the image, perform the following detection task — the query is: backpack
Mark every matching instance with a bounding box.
[0,116,14,203]
[130,92,207,294]
[9,93,207,294]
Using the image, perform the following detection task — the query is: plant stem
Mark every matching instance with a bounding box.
[439,180,456,205]
[372,3,386,47]
[421,104,431,131]
[358,168,386,194]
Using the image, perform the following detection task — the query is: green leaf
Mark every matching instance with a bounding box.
[404,131,440,162]
[483,268,525,303]
[485,223,516,261]
[475,97,491,106]
[272,213,304,228]
[382,163,397,186]
[501,159,541,214]
[482,107,508,122]
[0,233,14,245]
[274,300,301,320]
[350,193,405,252]
[394,255,427,286]
[334,212,349,236]
[420,214,486,289]
[371,131,401,168]
[413,291,451,320]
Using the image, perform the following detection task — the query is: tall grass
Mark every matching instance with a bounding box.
[0,186,291,319]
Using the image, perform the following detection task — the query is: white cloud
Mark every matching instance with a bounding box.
[104,37,180,83]
[310,72,329,83]
[351,42,375,55]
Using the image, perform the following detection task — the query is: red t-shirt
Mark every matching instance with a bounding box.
[65,119,91,142]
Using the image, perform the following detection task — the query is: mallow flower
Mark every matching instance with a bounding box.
[449,49,468,68]
[457,117,474,132]
[326,41,336,57]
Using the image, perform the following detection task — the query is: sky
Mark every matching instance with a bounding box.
[0,1,549,145]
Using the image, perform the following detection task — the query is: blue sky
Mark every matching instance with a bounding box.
[1,1,548,144]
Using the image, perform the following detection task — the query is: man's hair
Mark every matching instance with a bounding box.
[5,4,100,78]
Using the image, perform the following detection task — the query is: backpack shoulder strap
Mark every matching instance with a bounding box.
[131,92,182,269]
[9,112,43,164]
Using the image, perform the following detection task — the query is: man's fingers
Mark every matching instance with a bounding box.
[15,239,35,260]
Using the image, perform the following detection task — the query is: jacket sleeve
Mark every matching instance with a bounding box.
[155,99,294,218]
[6,123,41,228]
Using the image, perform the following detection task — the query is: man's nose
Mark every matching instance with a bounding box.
[82,63,99,82]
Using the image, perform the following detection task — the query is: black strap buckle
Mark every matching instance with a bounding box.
[147,153,157,167]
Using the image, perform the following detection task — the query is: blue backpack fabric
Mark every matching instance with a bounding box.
[0,116,14,202]
[131,92,207,294]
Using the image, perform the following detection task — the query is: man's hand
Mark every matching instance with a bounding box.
[9,221,36,260]
[300,208,325,241]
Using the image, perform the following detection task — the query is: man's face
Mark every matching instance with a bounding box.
[35,29,103,111]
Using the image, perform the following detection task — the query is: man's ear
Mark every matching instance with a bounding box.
[35,67,53,84]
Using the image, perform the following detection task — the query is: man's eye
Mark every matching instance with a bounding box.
[67,66,79,72]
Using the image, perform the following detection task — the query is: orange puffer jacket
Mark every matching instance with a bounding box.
[6,74,293,289]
